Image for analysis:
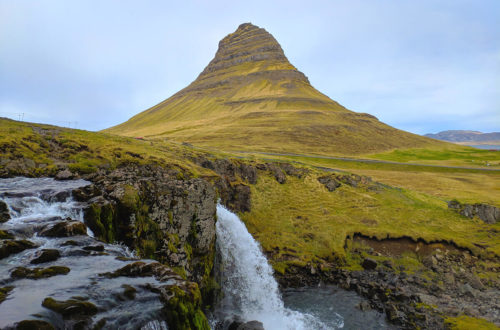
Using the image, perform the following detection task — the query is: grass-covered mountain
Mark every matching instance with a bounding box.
[426,130,500,144]
[106,23,444,155]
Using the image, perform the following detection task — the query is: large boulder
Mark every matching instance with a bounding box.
[40,220,87,237]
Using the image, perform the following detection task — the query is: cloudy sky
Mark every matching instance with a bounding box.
[1,0,499,134]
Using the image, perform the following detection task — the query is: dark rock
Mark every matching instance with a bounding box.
[30,249,61,264]
[266,163,286,184]
[40,220,87,237]
[101,261,181,282]
[15,320,55,330]
[61,240,79,246]
[0,229,14,239]
[42,297,97,317]
[11,266,70,279]
[121,284,137,300]
[362,258,378,270]
[0,200,10,223]
[55,169,74,180]
[317,175,341,192]
[82,245,104,252]
[0,240,36,259]
[236,320,265,330]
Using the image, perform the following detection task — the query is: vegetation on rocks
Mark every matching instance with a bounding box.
[11,266,70,279]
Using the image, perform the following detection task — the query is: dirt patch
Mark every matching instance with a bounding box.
[350,233,465,258]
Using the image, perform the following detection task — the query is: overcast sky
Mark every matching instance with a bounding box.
[1,0,499,134]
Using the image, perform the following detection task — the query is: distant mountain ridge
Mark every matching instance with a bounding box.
[425,130,500,143]
[106,23,445,155]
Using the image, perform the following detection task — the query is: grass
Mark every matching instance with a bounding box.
[0,118,215,179]
[445,315,500,330]
[239,169,500,272]
[237,153,500,207]
[368,147,500,168]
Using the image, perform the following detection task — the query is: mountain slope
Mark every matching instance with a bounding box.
[106,23,444,155]
[425,130,500,143]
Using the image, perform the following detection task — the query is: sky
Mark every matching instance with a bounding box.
[0,0,499,134]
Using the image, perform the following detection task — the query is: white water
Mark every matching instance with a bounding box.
[0,178,166,328]
[215,205,339,330]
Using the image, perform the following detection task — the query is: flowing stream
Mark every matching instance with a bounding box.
[0,177,168,329]
[1,177,392,329]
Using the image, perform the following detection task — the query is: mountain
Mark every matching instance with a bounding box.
[425,130,500,144]
[106,23,444,155]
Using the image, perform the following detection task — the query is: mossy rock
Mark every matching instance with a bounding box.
[42,297,98,317]
[162,284,210,330]
[0,286,14,304]
[30,249,61,264]
[11,266,70,279]
[121,284,137,300]
[0,240,36,259]
[0,200,10,223]
[0,229,14,239]
[40,221,87,237]
[15,320,55,330]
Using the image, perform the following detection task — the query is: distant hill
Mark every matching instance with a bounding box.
[425,130,500,144]
[105,23,446,155]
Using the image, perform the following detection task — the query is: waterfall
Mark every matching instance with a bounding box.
[215,205,330,330]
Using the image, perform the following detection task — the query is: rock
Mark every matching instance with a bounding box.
[236,321,265,330]
[422,255,438,269]
[459,283,476,298]
[448,200,500,224]
[0,240,36,259]
[40,220,87,237]
[101,262,182,282]
[317,175,341,192]
[0,286,14,304]
[357,300,372,311]
[42,297,97,317]
[362,258,378,270]
[266,163,286,184]
[0,229,14,239]
[82,245,104,252]
[61,240,79,246]
[467,275,485,291]
[30,249,61,264]
[15,320,55,330]
[55,169,74,180]
[0,200,10,223]
[11,266,70,279]
[382,260,394,269]
[121,284,137,300]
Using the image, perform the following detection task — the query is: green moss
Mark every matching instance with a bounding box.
[0,286,14,304]
[163,284,210,330]
[11,266,70,279]
[445,315,499,330]
[0,230,14,239]
[42,297,98,317]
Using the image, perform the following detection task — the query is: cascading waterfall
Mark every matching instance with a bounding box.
[215,205,335,330]
[0,178,168,329]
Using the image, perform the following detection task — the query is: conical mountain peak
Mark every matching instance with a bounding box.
[106,23,439,155]
[186,23,310,95]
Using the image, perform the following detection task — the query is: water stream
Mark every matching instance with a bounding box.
[0,177,168,329]
[1,177,392,329]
